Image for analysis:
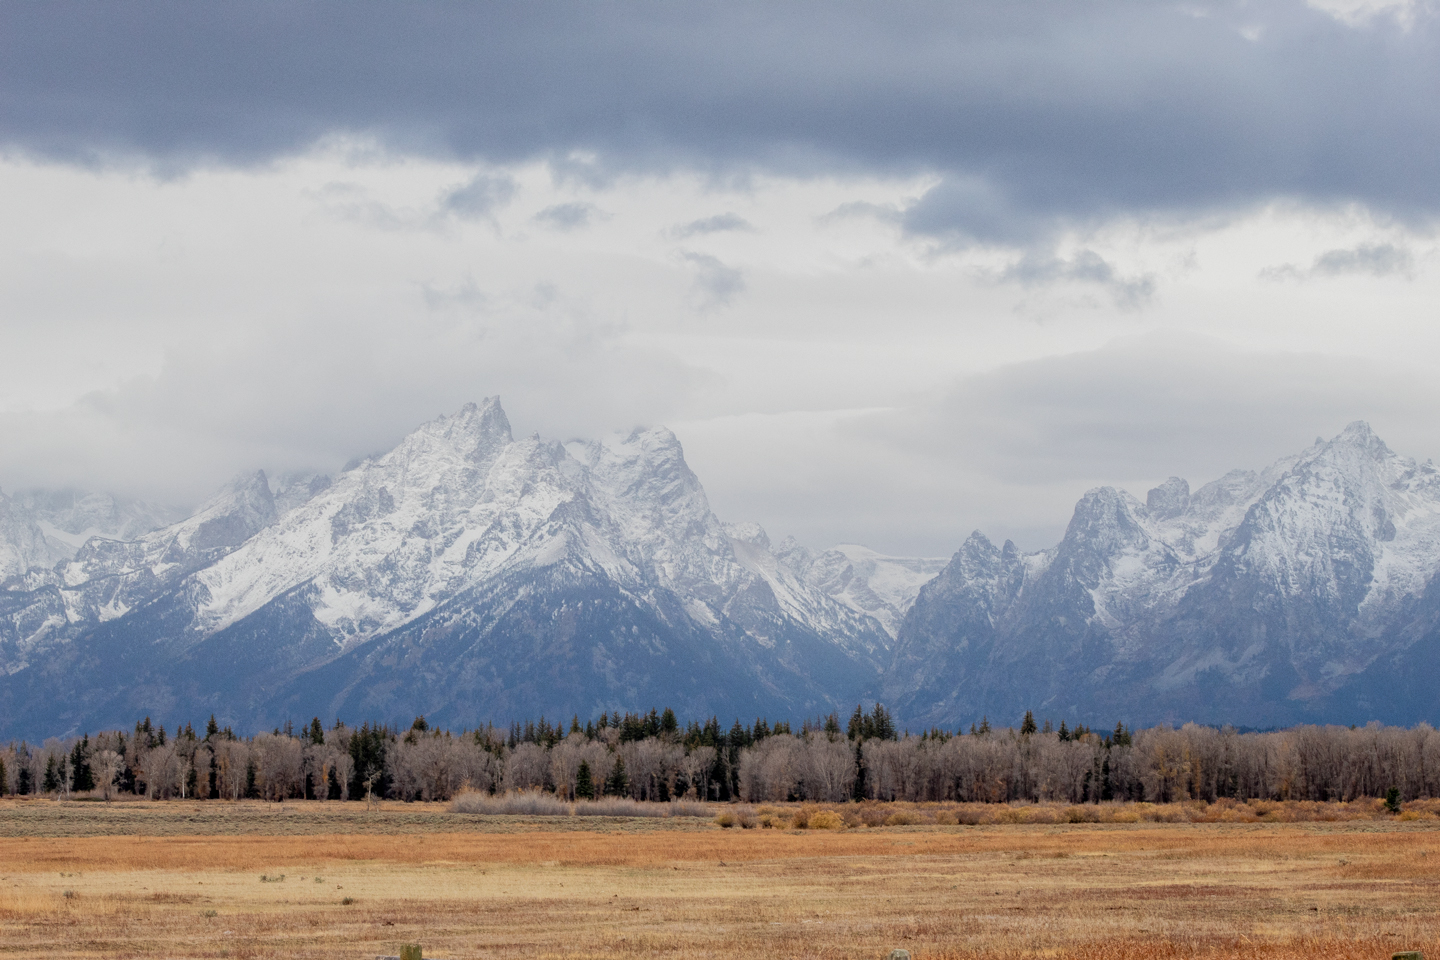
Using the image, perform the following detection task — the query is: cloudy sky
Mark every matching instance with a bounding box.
[3,0,1440,555]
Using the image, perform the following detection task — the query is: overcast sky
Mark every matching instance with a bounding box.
[3,0,1440,555]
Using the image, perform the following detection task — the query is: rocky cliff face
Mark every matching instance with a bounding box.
[887,422,1440,727]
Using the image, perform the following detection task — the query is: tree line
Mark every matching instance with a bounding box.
[3,706,1440,804]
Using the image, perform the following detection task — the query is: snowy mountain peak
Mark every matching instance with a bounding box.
[889,420,1440,728]
[423,396,514,464]
[1145,477,1190,519]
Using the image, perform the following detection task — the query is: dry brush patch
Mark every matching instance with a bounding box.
[1,802,1439,959]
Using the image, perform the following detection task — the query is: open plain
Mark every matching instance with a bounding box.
[1,799,1438,960]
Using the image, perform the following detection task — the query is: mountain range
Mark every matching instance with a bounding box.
[1,401,1437,738]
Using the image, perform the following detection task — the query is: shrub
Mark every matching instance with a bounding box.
[809,810,845,830]
[885,810,923,826]
[933,809,958,825]
[451,789,571,816]
[860,806,892,827]
[715,811,738,829]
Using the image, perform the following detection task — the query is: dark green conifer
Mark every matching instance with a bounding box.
[847,704,866,740]
[605,756,629,797]
[70,737,95,792]
[1020,711,1037,736]
[575,760,596,800]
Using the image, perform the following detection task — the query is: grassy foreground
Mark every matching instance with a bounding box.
[1,799,1438,959]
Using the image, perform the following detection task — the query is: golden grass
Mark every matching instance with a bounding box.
[1,799,1439,959]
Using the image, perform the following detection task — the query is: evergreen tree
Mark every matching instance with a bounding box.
[1020,711,1037,736]
[570,715,582,735]
[847,704,866,740]
[977,716,992,735]
[660,708,678,737]
[824,713,841,739]
[605,756,629,797]
[309,717,325,745]
[868,703,897,740]
[206,715,220,739]
[18,763,32,795]
[43,756,59,794]
[0,758,6,796]
[851,740,866,800]
[244,760,259,799]
[1057,721,1070,742]
[70,737,95,792]
[575,760,596,800]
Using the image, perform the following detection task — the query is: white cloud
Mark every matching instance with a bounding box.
[3,148,1440,556]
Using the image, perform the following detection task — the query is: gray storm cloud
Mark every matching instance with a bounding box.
[3,1,1440,236]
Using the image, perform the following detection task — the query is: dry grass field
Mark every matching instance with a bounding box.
[2,799,1438,960]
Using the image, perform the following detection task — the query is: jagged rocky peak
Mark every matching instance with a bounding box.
[411,396,515,466]
[725,521,772,549]
[1146,477,1190,519]
[270,471,333,515]
[952,530,1002,573]
[185,470,279,552]
[1059,486,1150,559]
[1332,419,1389,457]
[578,426,699,500]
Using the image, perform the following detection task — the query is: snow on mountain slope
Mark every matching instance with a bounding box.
[777,541,947,638]
[54,471,279,625]
[888,421,1440,727]
[0,488,59,582]
[181,400,891,664]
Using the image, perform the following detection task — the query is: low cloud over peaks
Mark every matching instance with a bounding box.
[1262,241,1417,281]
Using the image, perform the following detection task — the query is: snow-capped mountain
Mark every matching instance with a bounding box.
[886,422,1440,728]
[8,407,1437,738]
[0,399,897,737]
[0,488,181,582]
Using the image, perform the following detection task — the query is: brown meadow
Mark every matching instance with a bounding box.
[1,798,1438,959]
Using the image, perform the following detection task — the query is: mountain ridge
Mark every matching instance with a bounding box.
[3,407,1439,737]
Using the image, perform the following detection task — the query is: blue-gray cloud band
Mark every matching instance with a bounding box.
[3,1,1438,238]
